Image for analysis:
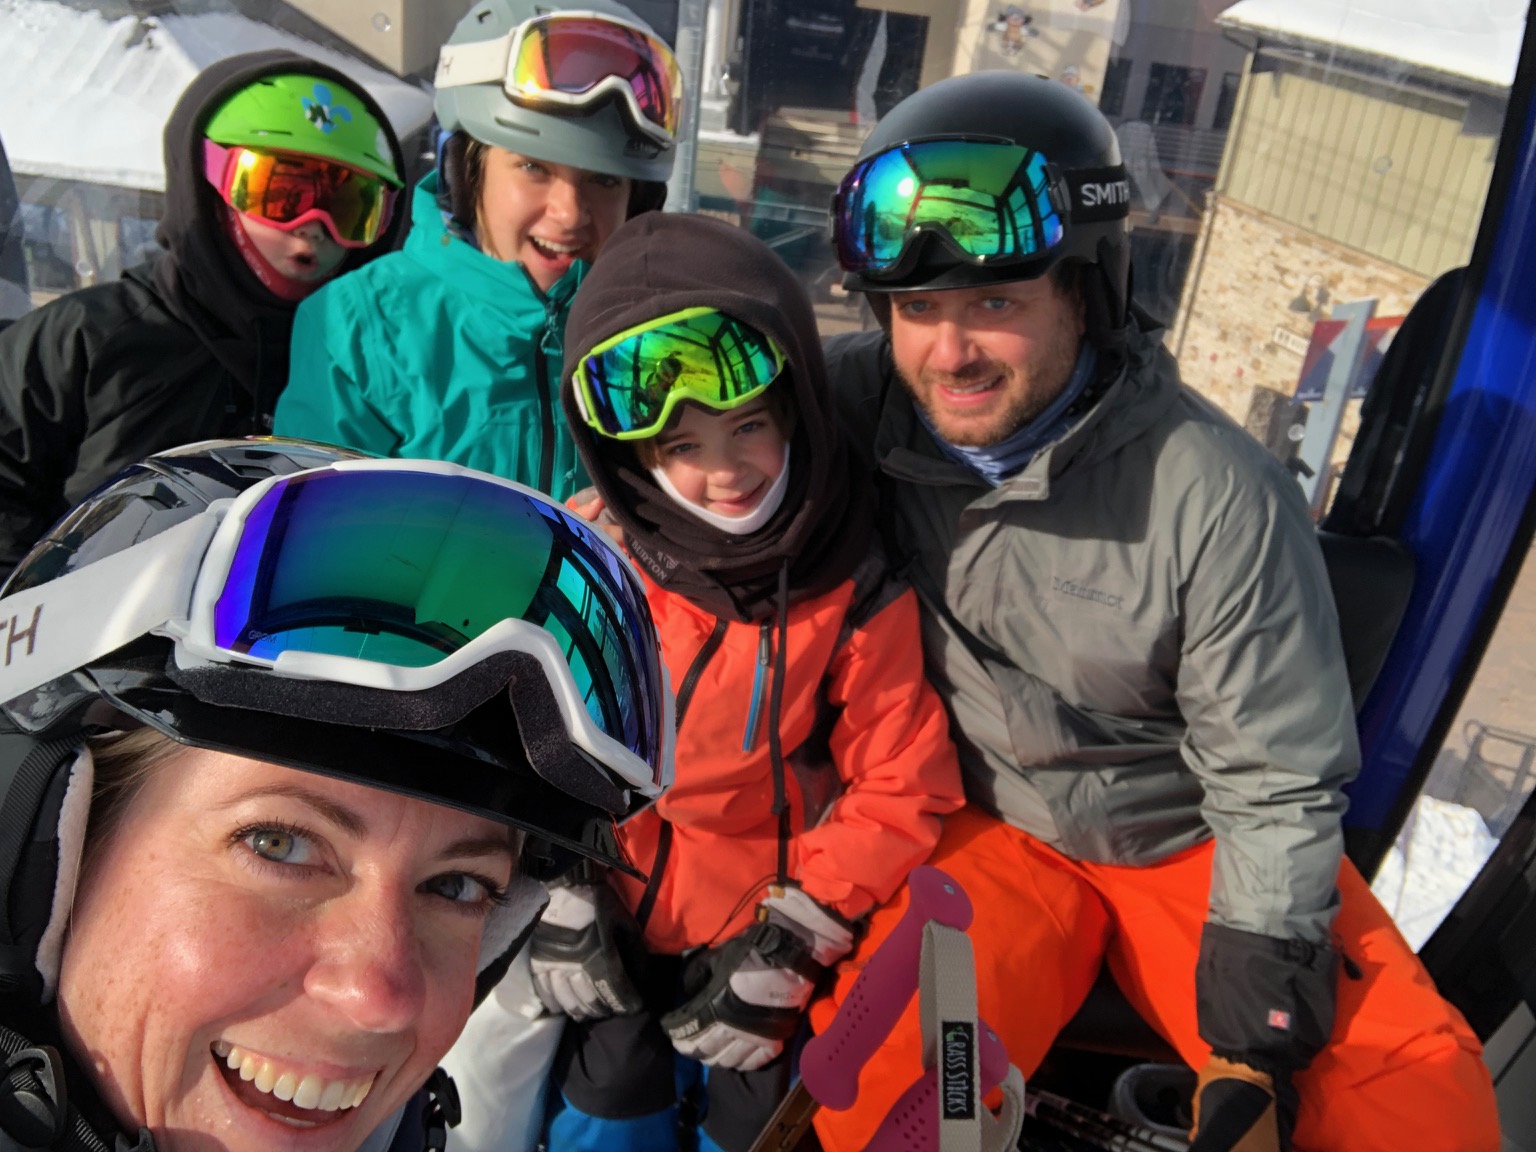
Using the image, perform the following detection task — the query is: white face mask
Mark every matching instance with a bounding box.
[650,443,792,535]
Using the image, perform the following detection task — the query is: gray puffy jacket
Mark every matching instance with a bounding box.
[826,319,1358,1070]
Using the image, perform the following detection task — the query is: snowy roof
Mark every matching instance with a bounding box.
[0,0,434,191]
[1216,0,1524,90]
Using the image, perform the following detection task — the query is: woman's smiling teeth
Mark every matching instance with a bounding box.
[529,236,579,258]
[212,1039,375,1112]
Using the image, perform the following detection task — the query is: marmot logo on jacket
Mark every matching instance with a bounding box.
[1052,577,1123,610]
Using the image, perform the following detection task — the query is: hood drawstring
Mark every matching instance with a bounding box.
[768,562,791,884]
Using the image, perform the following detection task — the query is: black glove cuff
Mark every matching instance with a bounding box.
[1196,921,1337,1073]
[528,882,646,1014]
[660,932,804,1045]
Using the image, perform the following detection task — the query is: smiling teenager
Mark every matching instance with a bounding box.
[274,0,680,502]
[0,438,673,1152]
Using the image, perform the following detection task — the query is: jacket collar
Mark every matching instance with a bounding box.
[874,321,1180,505]
[403,173,585,320]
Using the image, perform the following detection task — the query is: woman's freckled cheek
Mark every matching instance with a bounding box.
[59,829,307,1135]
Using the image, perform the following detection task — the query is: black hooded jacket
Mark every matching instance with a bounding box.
[560,213,874,622]
[0,52,406,578]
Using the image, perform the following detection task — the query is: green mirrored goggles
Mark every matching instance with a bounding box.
[573,306,786,440]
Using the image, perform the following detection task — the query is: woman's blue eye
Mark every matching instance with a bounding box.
[245,827,314,866]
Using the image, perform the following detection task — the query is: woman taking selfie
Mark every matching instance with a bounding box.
[0,437,671,1152]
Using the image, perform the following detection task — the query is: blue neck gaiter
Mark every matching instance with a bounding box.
[918,345,1098,487]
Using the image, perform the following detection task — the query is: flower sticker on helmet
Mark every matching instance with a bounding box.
[301,82,353,134]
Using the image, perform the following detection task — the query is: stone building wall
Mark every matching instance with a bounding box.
[1167,194,1434,485]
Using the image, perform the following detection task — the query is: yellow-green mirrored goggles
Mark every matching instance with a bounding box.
[572,307,786,440]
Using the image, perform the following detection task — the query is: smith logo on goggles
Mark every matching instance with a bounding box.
[831,137,1130,279]
[435,11,682,147]
[572,306,786,440]
[204,141,398,248]
[0,460,672,808]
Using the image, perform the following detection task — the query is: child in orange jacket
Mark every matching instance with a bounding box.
[530,212,965,1152]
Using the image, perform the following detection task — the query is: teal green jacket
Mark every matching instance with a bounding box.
[276,173,588,500]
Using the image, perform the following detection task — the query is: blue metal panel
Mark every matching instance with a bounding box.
[1347,90,1536,832]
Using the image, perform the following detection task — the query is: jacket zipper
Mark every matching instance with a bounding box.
[742,620,773,752]
[635,619,727,929]
[676,618,728,729]
[532,343,555,494]
[534,300,562,494]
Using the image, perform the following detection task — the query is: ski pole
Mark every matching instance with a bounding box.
[746,865,974,1152]
[798,865,974,1110]
[1026,1087,1191,1151]
[865,1018,1012,1150]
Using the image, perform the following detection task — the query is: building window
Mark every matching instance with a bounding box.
[1099,58,1132,118]
[1212,71,1242,131]
[1141,62,1207,127]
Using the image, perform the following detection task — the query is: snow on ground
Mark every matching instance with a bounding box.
[1217,0,1524,90]
[0,0,433,191]
[1371,794,1500,951]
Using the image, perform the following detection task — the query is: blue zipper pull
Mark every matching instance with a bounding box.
[742,620,772,752]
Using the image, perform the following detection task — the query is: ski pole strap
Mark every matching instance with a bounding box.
[917,923,1024,1152]
[798,866,973,1109]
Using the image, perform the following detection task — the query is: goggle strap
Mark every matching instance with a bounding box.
[506,652,629,813]
[434,35,515,89]
[203,617,663,797]
[509,79,673,144]
[203,138,230,188]
[0,515,213,705]
[164,648,633,814]
[1063,164,1132,223]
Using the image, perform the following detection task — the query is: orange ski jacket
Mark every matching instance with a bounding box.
[610,556,966,954]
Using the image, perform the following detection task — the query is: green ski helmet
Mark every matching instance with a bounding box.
[205,72,403,186]
[433,0,678,186]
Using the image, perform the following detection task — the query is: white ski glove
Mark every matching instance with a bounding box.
[662,884,855,1071]
[528,881,644,1020]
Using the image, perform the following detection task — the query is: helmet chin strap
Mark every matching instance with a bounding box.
[650,443,792,535]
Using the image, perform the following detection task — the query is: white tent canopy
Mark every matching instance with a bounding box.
[1217,0,1525,90]
[0,0,434,191]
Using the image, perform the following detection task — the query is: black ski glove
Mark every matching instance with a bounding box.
[528,870,644,1019]
[1190,922,1337,1152]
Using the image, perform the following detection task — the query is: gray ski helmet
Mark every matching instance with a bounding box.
[835,72,1132,327]
[434,0,677,185]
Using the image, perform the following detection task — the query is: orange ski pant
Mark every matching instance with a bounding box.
[808,806,1499,1152]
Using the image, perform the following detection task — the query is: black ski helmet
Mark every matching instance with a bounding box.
[0,438,664,1012]
[834,71,1133,332]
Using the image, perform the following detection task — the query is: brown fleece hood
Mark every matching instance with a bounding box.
[561,213,873,622]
